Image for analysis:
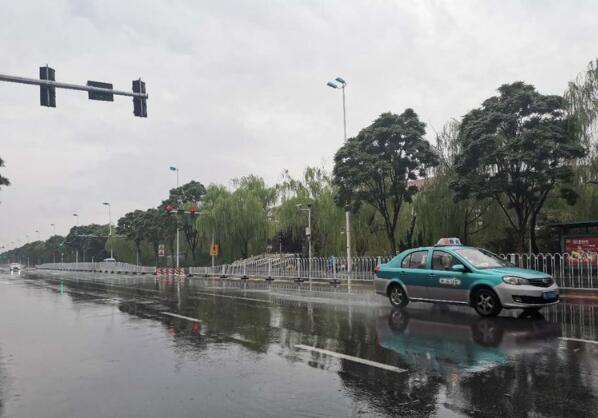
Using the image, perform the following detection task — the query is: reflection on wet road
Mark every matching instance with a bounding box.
[0,272,597,417]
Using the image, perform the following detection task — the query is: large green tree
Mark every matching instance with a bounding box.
[333,110,438,254]
[140,209,164,266]
[162,180,206,264]
[117,210,146,264]
[451,82,586,252]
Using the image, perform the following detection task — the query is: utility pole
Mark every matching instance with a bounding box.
[211,231,215,270]
[73,213,79,265]
[169,166,180,270]
[327,77,352,284]
[102,202,113,259]
[50,223,56,263]
[297,203,312,287]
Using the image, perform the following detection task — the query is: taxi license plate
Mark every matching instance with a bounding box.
[543,291,557,300]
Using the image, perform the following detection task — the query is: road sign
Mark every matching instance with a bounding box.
[158,244,165,257]
[87,81,114,101]
[209,244,219,257]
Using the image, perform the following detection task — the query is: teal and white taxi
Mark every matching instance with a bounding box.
[374,238,560,317]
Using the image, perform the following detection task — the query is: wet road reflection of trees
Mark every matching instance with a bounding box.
[40,276,598,417]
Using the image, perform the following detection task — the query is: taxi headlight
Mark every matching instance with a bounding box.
[503,276,529,286]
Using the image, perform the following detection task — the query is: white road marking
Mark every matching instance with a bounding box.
[559,337,598,345]
[295,344,407,373]
[161,312,201,323]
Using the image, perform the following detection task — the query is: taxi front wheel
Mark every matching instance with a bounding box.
[388,284,409,308]
[472,288,502,317]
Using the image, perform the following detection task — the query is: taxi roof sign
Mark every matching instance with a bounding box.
[435,237,462,246]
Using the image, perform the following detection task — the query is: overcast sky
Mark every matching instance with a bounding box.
[1,0,597,249]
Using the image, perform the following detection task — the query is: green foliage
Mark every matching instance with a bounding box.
[65,224,110,262]
[451,82,586,252]
[6,61,598,264]
[565,59,598,157]
[333,110,438,254]
[117,210,146,263]
[162,181,207,264]
[0,157,9,190]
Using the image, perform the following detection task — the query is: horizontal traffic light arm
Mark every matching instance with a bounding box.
[0,73,148,99]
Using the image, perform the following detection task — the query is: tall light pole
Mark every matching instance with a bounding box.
[73,213,79,264]
[50,223,56,263]
[169,166,180,269]
[35,230,40,241]
[102,202,113,259]
[327,76,352,281]
[297,203,312,284]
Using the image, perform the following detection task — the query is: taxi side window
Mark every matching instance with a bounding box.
[432,251,459,271]
[403,250,428,269]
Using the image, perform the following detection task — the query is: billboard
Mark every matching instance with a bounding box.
[564,236,598,264]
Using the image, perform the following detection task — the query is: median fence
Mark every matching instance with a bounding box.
[188,256,393,283]
[36,262,154,275]
[499,253,598,290]
[35,252,598,290]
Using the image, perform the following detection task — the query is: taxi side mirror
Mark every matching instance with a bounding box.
[451,264,466,272]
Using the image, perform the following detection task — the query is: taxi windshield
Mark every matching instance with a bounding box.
[454,248,513,269]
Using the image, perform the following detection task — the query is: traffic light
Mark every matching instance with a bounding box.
[40,65,56,107]
[189,207,197,215]
[132,79,147,117]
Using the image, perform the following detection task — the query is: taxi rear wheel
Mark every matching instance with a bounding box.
[388,284,408,308]
[472,288,502,317]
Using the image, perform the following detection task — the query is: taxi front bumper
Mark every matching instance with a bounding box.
[494,282,560,309]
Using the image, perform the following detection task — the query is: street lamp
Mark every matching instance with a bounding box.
[34,230,40,264]
[327,76,352,280]
[169,166,181,269]
[296,203,312,283]
[102,202,113,259]
[50,223,56,263]
[73,213,79,264]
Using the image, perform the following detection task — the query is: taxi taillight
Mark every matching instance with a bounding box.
[374,265,381,275]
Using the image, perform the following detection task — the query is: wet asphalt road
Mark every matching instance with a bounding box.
[0,272,597,418]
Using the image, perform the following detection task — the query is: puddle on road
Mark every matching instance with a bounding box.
[0,272,597,418]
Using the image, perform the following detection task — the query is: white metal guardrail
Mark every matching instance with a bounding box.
[36,262,154,274]
[188,256,393,282]
[499,252,598,290]
[35,252,598,290]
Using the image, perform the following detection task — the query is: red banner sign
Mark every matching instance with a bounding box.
[564,236,598,264]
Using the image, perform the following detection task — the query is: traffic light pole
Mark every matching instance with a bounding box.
[0,73,148,99]
[0,67,148,117]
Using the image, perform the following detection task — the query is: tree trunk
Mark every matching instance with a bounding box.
[530,212,539,254]
[463,210,469,245]
[406,214,417,248]
[386,227,397,255]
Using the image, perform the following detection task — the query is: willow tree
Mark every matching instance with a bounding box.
[276,167,347,256]
[566,59,598,159]
[563,59,598,221]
